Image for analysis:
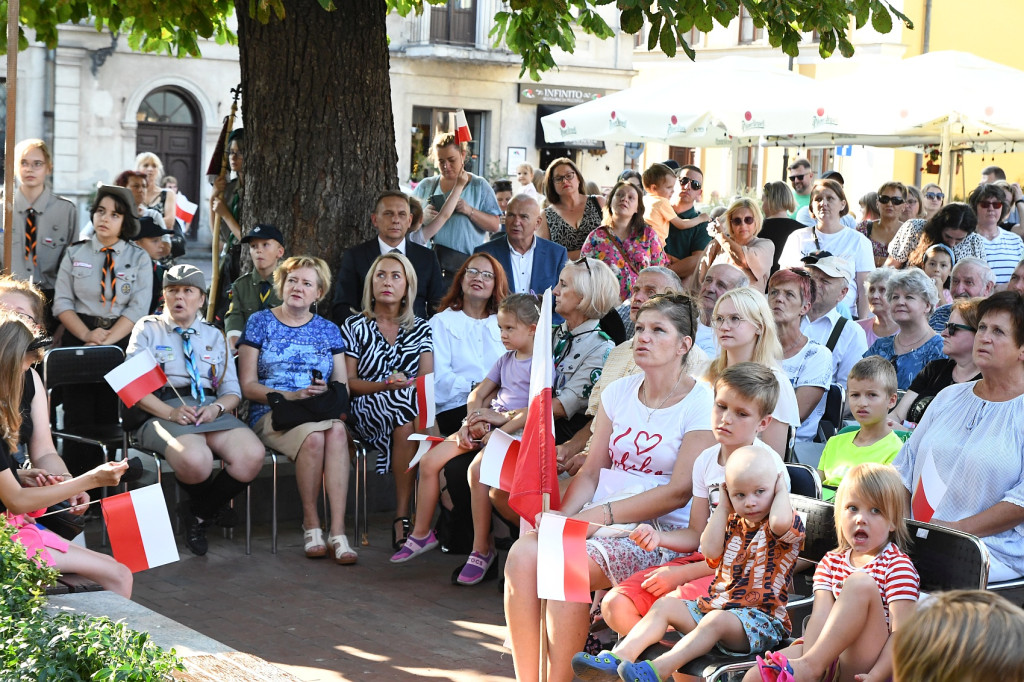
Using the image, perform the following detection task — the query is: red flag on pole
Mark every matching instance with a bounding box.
[509,289,559,523]
[453,109,472,144]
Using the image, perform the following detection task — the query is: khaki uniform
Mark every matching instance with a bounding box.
[52,236,153,324]
[224,268,282,339]
[127,312,240,399]
[3,186,78,290]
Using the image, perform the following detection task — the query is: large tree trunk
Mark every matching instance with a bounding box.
[235,0,397,272]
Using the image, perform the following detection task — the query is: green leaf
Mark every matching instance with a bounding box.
[620,5,643,33]
[647,13,662,50]
[659,22,676,57]
[870,0,892,33]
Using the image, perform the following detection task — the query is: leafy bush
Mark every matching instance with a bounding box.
[0,516,184,681]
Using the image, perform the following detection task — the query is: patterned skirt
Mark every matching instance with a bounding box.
[349,386,418,473]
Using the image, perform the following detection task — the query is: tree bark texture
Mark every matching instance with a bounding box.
[235,0,398,272]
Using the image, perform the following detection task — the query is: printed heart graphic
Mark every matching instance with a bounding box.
[633,431,662,457]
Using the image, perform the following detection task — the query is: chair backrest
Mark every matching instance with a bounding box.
[786,463,822,499]
[43,346,126,390]
[815,383,845,442]
[905,520,989,591]
[791,495,836,563]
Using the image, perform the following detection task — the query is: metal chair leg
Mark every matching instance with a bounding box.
[359,443,369,546]
[271,452,279,554]
[245,483,252,556]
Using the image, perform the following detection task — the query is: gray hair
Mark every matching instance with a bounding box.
[638,266,684,293]
[865,267,895,288]
[887,267,939,315]
[565,258,621,319]
[953,257,996,287]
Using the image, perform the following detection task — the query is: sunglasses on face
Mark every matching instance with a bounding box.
[878,195,905,205]
[730,215,756,227]
[924,192,945,201]
[679,176,702,191]
[789,173,807,182]
[943,322,975,336]
[979,200,1003,209]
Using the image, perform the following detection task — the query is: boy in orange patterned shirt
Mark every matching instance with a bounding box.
[572,446,804,682]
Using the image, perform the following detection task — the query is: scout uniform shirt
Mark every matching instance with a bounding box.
[4,186,78,290]
[52,236,153,325]
[224,267,283,341]
[127,312,241,400]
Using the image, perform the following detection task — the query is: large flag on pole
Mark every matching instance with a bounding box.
[100,485,179,572]
[536,513,591,602]
[104,349,167,408]
[508,289,559,524]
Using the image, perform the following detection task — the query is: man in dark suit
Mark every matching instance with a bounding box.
[332,190,445,321]
[473,194,568,298]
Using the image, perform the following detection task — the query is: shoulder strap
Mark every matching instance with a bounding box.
[825,316,847,352]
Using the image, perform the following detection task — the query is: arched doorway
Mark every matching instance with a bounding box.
[135,88,202,225]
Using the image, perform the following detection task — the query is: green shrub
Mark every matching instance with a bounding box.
[0,516,184,681]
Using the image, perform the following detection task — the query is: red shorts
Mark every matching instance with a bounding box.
[609,553,715,616]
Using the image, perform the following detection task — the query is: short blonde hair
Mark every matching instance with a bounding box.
[724,197,764,237]
[360,253,418,330]
[135,152,165,182]
[894,590,1024,682]
[563,258,620,320]
[273,256,333,304]
[833,463,911,552]
[762,181,796,215]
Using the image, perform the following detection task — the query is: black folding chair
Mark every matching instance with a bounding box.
[786,463,823,500]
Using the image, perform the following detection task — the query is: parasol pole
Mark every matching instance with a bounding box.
[206,85,240,322]
[3,0,20,275]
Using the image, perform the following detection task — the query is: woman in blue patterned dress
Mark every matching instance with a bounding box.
[238,256,357,564]
[341,252,434,549]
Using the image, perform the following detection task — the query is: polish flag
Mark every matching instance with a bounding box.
[100,485,179,572]
[104,349,167,408]
[508,289,559,525]
[479,429,521,491]
[406,433,446,470]
[453,110,472,144]
[416,373,436,430]
[175,195,198,224]
[912,450,947,523]
[536,513,591,603]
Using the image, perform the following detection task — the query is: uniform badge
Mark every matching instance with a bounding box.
[121,283,131,295]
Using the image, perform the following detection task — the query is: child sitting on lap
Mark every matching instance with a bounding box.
[573,445,804,682]
[818,357,903,500]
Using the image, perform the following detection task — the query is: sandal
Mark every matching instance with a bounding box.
[392,516,411,550]
[328,532,358,565]
[756,652,794,682]
[303,526,327,559]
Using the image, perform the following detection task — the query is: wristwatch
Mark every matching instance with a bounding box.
[213,403,226,416]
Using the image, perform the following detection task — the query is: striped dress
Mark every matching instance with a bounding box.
[341,314,433,473]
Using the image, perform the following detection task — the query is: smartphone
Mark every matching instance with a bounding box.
[311,369,323,382]
[428,194,445,211]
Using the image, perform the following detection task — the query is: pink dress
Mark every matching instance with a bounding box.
[2,442,69,567]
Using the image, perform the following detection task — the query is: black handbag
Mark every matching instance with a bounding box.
[267,381,350,431]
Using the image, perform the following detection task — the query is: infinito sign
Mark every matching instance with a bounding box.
[519,84,607,106]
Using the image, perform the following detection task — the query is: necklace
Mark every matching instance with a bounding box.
[640,371,685,422]
[895,328,931,354]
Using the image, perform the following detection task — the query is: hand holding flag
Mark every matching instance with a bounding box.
[407,433,445,471]
[536,513,591,603]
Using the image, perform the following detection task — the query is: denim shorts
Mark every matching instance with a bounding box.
[684,600,786,656]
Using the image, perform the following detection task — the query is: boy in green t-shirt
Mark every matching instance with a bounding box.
[818,356,904,500]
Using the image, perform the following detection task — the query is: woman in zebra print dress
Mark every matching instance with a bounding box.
[342,252,433,549]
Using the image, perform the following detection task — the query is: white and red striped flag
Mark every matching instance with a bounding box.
[508,289,559,525]
[912,450,947,523]
[479,429,521,491]
[104,349,167,408]
[100,485,179,572]
[406,433,446,471]
[416,373,436,430]
[452,110,472,144]
[536,513,591,603]
[175,195,198,224]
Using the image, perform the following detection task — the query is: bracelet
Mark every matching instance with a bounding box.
[213,403,226,416]
[604,501,615,526]
[602,502,610,526]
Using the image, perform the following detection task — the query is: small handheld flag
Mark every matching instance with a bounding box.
[416,373,436,430]
[100,485,179,572]
[452,110,472,144]
[536,513,591,603]
[407,433,445,471]
[479,429,521,492]
[104,349,167,408]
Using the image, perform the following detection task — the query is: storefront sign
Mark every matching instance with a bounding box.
[518,84,607,106]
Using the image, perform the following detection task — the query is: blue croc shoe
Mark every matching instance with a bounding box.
[571,650,624,681]
[617,659,662,682]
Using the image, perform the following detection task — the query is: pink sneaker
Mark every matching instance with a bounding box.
[389,530,439,563]
[455,550,497,585]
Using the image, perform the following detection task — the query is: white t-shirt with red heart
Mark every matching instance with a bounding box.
[599,373,713,527]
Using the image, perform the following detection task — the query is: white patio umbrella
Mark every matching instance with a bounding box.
[540,56,844,149]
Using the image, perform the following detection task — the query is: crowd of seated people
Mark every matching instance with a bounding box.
[6,134,1024,682]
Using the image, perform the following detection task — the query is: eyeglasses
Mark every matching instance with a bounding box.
[730,215,756,227]
[878,195,906,206]
[553,171,577,185]
[20,160,46,170]
[924,192,945,201]
[573,256,592,276]
[711,314,747,329]
[788,173,807,182]
[979,200,1003,209]
[464,267,495,281]
[943,322,975,336]
[679,176,702,191]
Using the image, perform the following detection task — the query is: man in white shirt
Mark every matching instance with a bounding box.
[474,194,567,297]
[800,255,867,388]
[694,262,749,357]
